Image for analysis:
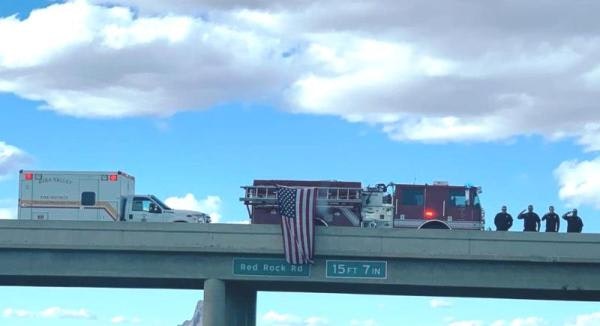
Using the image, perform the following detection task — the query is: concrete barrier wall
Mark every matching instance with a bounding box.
[1,220,600,300]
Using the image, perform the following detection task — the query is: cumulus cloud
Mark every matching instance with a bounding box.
[3,308,34,318]
[350,320,378,326]
[261,311,327,326]
[554,158,600,209]
[493,317,544,326]
[39,307,94,319]
[0,141,30,179]
[430,298,453,308]
[2,307,95,320]
[262,310,302,324]
[2,0,600,147]
[448,321,483,326]
[0,207,16,219]
[164,193,222,222]
[567,312,600,326]
[225,220,250,224]
[0,0,291,119]
[111,315,141,324]
[304,316,328,326]
[0,199,16,219]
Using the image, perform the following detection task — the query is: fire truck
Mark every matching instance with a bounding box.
[240,180,484,230]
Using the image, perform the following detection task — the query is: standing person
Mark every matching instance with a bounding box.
[563,209,584,233]
[541,205,560,232]
[494,205,513,231]
[518,205,541,232]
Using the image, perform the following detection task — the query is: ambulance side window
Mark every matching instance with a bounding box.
[81,192,96,206]
[132,197,153,212]
[132,197,146,211]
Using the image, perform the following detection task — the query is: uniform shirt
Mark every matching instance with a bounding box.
[563,215,584,233]
[518,212,540,231]
[494,212,513,231]
[541,213,560,232]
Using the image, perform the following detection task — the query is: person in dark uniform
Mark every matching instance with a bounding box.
[494,205,513,231]
[518,205,540,232]
[541,205,560,232]
[563,209,584,233]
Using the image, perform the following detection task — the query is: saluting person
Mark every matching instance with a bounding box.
[563,209,584,233]
[541,205,560,232]
[518,205,541,232]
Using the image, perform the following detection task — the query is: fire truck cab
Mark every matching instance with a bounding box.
[390,182,483,230]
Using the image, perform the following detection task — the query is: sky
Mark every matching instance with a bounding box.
[1,0,600,325]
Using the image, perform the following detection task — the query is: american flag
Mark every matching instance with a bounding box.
[277,186,316,265]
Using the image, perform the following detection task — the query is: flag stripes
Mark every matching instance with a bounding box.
[277,186,316,265]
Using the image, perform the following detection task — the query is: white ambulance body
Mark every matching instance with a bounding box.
[18,170,210,223]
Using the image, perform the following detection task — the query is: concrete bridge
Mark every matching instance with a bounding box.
[1,220,600,326]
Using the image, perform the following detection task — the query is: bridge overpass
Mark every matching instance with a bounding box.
[1,220,600,326]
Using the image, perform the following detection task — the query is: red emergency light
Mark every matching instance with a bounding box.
[24,173,33,181]
[424,209,435,219]
[109,174,118,181]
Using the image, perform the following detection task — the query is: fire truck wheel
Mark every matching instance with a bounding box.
[315,218,329,227]
[418,220,451,230]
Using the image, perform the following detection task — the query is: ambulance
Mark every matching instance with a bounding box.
[18,170,210,223]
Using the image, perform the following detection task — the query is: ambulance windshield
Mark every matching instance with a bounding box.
[150,195,172,210]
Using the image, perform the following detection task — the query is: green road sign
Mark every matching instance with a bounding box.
[233,258,310,277]
[326,260,387,279]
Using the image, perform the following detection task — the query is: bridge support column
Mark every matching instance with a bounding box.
[226,283,256,326]
[203,279,226,326]
[203,279,256,326]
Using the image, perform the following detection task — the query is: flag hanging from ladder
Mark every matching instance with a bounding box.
[276,186,316,265]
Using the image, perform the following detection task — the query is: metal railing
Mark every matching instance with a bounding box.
[240,185,362,206]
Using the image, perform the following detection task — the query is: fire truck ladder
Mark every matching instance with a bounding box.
[338,207,361,226]
[240,185,362,220]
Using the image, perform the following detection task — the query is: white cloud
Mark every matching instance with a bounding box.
[225,220,250,224]
[350,320,378,326]
[0,199,16,219]
[111,315,141,324]
[262,310,302,324]
[40,307,94,319]
[509,317,544,326]
[490,317,545,326]
[430,298,453,308]
[164,193,222,222]
[0,141,30,179]
[567,312,600,326]
[448,321,483,326]
[261,311,328,326]
[0,207,16,219]
[1,1,600,147]
[0,1,291,119]
[2,307,94,320]
[554,157,600,209]
[304,316,328,326]
[452,317,543,326]
[3,308,34,318]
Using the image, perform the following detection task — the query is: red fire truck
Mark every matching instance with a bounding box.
[240,180,484,230]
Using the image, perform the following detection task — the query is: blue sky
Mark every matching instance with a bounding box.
[2,1,600,325]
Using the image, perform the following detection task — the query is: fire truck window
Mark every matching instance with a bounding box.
[449,189,467,207]
[473,194,481,207]
[81,192,96,206]
[401,189,424,206]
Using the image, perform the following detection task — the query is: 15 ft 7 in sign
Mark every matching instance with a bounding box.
[326,260,387,279]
